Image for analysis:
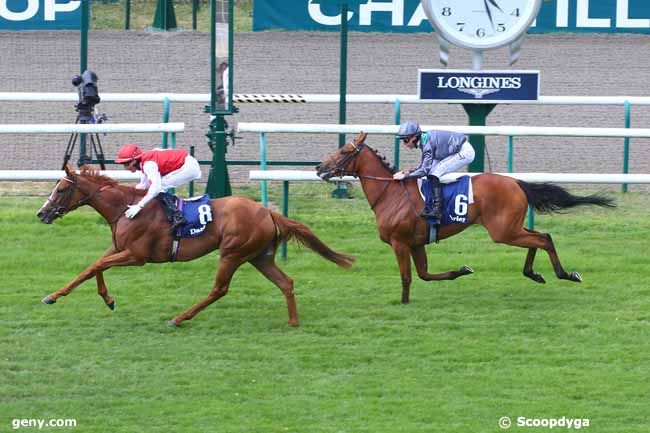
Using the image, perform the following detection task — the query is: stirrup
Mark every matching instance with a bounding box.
[421,205,441,218]
[170,213,186,230]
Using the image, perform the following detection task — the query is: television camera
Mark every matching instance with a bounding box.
[62,70,107,168]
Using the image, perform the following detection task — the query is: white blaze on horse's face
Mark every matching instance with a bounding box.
[37,177,74,224]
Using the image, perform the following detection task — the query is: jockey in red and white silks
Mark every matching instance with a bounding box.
[116,144,201,228]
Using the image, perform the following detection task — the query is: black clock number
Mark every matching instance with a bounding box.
[476,28,486,37]
[497,23,506,32]
[457,22,465,31]
[511,8,520,17]
[441,7,452,16]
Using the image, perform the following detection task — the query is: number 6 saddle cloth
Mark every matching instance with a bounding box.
[417,175,474,226]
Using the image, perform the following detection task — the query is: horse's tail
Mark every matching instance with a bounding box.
[516,180,616,214]
[269,211,355,269]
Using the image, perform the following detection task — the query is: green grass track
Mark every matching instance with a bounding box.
[1,185,649,432]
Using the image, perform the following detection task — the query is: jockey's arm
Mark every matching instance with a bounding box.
[404,146,433,179]
[135,161,163,209]
[135,172,149,190]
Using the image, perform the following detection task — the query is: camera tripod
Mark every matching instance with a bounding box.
[61,112,107,170]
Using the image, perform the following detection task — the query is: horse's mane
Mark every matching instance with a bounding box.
[78,167,120,188]
[367,145,396,174]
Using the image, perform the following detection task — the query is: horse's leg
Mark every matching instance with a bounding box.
[168,256,242,327]
[522,240,546,284]
[250,253,299,327]
[391,240,413,304]
[489,225,582,283]
[42,249,142,305]
[90,247,117,309]
[410,245,474,282]
[95,271,115,310]
[538,233,582,282]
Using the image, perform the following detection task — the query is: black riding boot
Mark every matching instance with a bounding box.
[157,194,186,233]
[421,175,442,224]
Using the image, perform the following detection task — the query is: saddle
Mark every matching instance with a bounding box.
[158,193,214,261]
[418,176,473,243]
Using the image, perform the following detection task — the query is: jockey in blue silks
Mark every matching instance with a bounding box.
[393,121,476,225]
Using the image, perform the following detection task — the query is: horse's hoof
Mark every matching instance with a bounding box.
[106,301,115,311]
[524,271,546,284]
[287,320,299,327]
[41,296,56,305]
[460,265,474,275]
[167,320,178,328]
[570,272,583,283]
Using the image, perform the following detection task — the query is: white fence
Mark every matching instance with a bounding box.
[250,169,644,259]
[0,122,185,178]
[239,121,650,206]
[0,170,140,181]
[0,123,184,134]
[3,92,650,106]
[236,122,650,139]
[249,170,650,184]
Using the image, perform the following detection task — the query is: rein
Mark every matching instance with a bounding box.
[57,175,134,225]
[362,175,392,210]
[328,142,417,213]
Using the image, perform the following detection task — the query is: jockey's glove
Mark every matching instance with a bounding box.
[125,204,142,219]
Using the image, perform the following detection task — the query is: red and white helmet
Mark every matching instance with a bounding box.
[115,144,143,163]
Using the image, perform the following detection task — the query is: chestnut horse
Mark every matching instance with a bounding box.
[37,165,354,327]
[316,132,614,304]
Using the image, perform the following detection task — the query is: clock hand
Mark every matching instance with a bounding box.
[487,0,504,13]
[483,0,495,30]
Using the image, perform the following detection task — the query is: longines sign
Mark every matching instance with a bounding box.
[418,70,540,102]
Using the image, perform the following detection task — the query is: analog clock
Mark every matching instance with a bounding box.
[422,0,543,51]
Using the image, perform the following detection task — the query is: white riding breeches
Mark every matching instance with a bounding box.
[161,155,202,191]
[430,141,475,179]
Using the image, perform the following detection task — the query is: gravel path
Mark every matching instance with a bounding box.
[2,30,649,187]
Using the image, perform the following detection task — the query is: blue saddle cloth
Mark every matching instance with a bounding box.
[171,194,214,238]
[420,176,471,226]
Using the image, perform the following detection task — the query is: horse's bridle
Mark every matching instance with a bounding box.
[47,176,111,218]
[44,177,80,219]
[326,141,365,179]
[326,141,412,211]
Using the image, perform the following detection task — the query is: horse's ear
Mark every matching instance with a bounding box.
[78,163,96,175]
[64,163,75,177]
[354,131,367,144]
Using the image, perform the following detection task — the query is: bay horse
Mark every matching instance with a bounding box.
[316,132,615,304]
[37,164,354,327]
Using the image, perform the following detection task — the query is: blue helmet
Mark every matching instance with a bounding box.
[396,121,421,139]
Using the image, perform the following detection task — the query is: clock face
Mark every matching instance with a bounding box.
[422,0,542,50]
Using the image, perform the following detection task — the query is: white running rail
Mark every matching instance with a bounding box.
[237,122,650,138]
[249,170,650,184]
[0,170,140,181]
[3,92,650,106]
[0,123,185,134]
